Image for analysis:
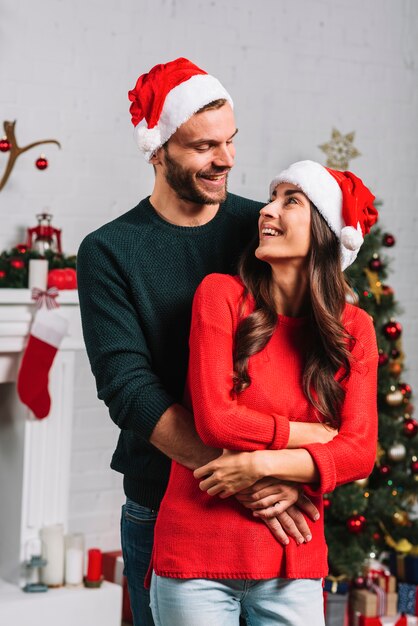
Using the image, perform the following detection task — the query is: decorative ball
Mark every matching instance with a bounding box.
[369,255,383,272]
[393,510,410,527]
[383,320,402,341]
[347,514,367,534]
[379,464,391,476]
[399,382,412,399]
[385,388,404,407]
[16,243,28,254]
[391,348,401,359]
[410,459,418,474]
[382,233,396,247]
[373,532,382,542]
[0,137,11,152]
[10,258,25,270]
[389,362,402,377]
[47,268,77,290]
[354,477,369,488]
[323,495,331,510]
[0,270,6,280]
[403,418,418,438]
[388,443,406,462]
[378,351,389,367]
[382,285,394,296]
[35,155,48,170]
[405,402,415,415]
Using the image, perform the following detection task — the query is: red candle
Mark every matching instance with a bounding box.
[86,548,102,581]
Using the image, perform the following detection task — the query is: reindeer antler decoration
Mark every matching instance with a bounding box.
[0,120,61,191]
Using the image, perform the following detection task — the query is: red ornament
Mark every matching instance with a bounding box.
[16,243,28,254]
[379,464,391,476]
[10,258,25,270]
[47,268,77,290]
[378,351,389,367]
[382,233,396,247]
[405,403,415,415]
[383,320,402,341]
[411,459,418,474]
[403,418,418,438]
[0,270,6,279]
[0,137,11,152]
[353,576,366,588]
[382,285,394,296]
[347,514,366,534]
[323,495,332,510]
[369,256,383,272]
[399,382,412,398]
[35,155,48,170]
[373,532,382,542]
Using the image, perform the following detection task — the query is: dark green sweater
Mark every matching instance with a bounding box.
[77,193,263,510]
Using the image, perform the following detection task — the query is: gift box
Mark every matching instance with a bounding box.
[352,612,417,625]
[398,583,418,616]
[390,553,407,582]
[324,590,349,626]
[102,550,133,624]
[351,589,398,617]
[377,575,397,594]
[325,576,350,595]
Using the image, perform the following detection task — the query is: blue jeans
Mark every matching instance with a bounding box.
[150,574,325,626]
[121,499,157,626]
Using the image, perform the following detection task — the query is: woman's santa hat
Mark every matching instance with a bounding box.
[270,160,378,270]
[128,57,233,161]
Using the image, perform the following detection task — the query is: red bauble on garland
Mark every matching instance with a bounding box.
[383,320,402,341]
[347,514,367,534]
[378,351,389,367]
[0,270,6,280]
[16,243,28,254]
[323,495,332,510]
[379,464,391,476]
[399,382,412,399]
[369,255,383,272]
[382,233,396,247]
[10,258,25,270]
[47,268,77,290]
[403,418,418,438]
[411,459,418,474]
[0,137,11,152]
[35,155,48,170]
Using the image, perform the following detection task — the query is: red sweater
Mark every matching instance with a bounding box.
[152,274,378,579]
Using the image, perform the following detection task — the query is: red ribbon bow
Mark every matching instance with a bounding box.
[31,287,60,310]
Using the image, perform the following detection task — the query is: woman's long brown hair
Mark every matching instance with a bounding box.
[233,205,354,428]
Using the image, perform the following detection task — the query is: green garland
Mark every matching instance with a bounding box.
[0,245,76,288]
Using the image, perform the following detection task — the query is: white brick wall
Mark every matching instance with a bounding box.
[1,0,417,551]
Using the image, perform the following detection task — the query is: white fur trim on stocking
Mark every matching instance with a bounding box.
[31,308,69,349]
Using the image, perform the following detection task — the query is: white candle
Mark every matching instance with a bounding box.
[40,524,65,587]
[65,547,84,585]
[28,259,48,290]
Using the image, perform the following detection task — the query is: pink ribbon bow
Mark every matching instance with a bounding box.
[31,286,60,310]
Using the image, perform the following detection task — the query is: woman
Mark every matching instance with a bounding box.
[150,160,379,626]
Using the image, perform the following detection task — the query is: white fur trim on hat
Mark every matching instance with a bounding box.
[269,160,362,271]
[135,74,233,161]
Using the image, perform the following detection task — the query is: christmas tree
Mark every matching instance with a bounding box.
[318,130,418,580]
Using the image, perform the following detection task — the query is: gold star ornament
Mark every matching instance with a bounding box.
[319,128,361,170]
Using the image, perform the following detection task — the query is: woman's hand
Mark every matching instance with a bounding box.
[236,478,319,545]
[193,449,262,497]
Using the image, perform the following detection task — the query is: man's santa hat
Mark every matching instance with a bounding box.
[270,160,378,270]
[128,57,233,161]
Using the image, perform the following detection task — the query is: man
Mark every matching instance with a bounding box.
[77,58,317,626]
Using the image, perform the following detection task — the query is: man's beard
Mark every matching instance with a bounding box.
[163,147,229,205]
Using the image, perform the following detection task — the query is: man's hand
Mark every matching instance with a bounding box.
[236,478,319,545]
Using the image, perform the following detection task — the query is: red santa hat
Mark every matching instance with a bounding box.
[128,57,233,161]
[269,160,378,270]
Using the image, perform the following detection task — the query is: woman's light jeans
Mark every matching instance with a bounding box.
[150,573,325,626]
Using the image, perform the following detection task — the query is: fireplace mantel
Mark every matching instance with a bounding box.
[0,289,121,626]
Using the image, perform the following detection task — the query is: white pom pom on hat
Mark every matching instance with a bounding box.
[270,160,378,270]
[128,58,233,162]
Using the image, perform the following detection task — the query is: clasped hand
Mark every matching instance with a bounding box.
[193,450,319,545]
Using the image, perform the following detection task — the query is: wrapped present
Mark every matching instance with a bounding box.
[377,575,397,594]
[102,550,133,624]
[324,590,349,626]
[325,575,351,595]
[352,613,417,625]
[351,589,398,617]
[398,583,418,616]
